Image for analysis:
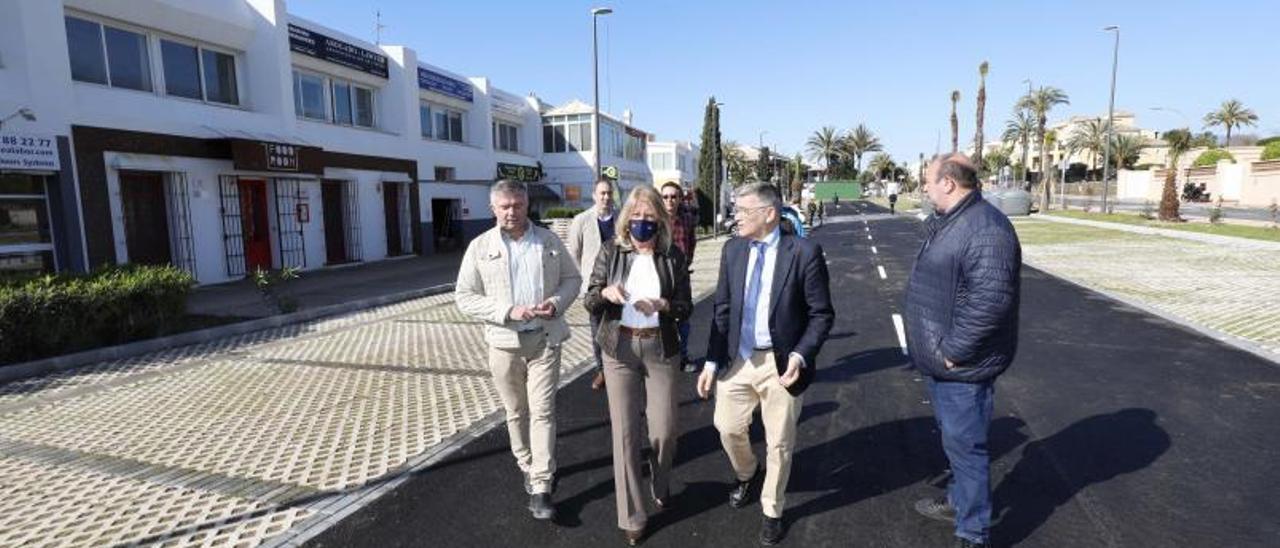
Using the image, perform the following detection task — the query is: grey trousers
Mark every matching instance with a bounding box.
[602,332,679,531]
[487,331,562,494]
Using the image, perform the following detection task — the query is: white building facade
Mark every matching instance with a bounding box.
[0,0,618,283]
[539,100,653,206]
[647,140,698,189]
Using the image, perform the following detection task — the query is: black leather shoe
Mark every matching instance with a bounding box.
[528,493,555,520]
[914,495,956,523]
[759,516,784,545]
[729,465,763,508]
[953,538,987,548]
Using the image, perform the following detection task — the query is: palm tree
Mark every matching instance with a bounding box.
[869,152,894,181]
[721,141,749,185]
[1067,118,1109,181]
[843,124,882,173]
[1109,133,1146,172]
[1017,86,1070,211]
[949,90,961,153]
[1002,109,1037,183]
[973,61,989,169]
[1159,129,1192,221]
[1203,99,1259,147]
[805,126,844,181]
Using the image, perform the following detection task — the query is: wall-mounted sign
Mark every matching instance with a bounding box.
[564,185,581,202]
[491,95,523,118]
[288,24,388,78]
[0,133,59,171]
[497,162,542,182]
[418,67,474,102]
[230,139,323,175]
[600,165,619,180]
[265,143,299,171]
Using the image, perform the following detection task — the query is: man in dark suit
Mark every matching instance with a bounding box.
[697,182,834,545]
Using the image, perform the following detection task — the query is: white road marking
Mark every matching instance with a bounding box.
[878,265,887,279]
[871,246,878,254]
[892,314,908,355]
[866,234,872,240]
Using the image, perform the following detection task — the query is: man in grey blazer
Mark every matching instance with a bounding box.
[566,179,616,390]
[455,180,582,520]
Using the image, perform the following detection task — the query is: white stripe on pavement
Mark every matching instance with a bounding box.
[871,246,878,254]
[867,234,872,240]
[892,314,908,355]
[878,265,887,279]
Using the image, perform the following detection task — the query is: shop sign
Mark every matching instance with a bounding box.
[0,133,59,171]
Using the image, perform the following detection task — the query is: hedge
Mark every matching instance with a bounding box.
[0,265,194,365]
[1192,149,1235,167]
[1262,142,1280,161]
[542,207,585,219]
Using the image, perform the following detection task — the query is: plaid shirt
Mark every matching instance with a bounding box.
[669,205,696,261]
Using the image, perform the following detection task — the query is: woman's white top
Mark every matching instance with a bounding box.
[621,253,662,328]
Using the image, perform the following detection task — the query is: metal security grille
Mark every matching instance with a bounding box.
[218,175,246,278]
[164,173,197,278]
[273,178,307,269]
[344,183,362,261]
[397,182,413,255]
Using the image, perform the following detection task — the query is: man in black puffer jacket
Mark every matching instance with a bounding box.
[905,153,1021,548]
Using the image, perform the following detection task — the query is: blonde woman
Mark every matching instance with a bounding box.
[583,185,693,545]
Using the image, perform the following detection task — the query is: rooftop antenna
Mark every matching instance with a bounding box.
[374,10,386,45]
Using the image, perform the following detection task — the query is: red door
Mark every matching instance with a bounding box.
[238,179,271,272]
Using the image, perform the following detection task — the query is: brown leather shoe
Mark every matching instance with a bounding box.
[624,527,645,546]
[591,370,606,391]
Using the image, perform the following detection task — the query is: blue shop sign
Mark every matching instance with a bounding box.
[417,68,474,102]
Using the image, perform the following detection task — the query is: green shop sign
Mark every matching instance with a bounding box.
[497,162,542,182]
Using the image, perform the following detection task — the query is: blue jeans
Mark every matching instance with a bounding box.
[926,377,995,544]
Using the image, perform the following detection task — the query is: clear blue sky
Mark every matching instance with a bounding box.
[290,0,1280,164]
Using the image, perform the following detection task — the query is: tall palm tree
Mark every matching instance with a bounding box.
[973,61,990,169]
[1067,118,1109,181]
[1109,133,1146,172]
[1003,109,1037,183]
[1203,99,1258,147]
[1159,129,1192,221]
[805,126,844,180]
[949,90,961,153]
[1017,86,1070,211]
[843,124,882,173]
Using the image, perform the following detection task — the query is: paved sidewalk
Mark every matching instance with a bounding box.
[0,239,727,547]
[1013,217,1280,361]
[187,253,465,319]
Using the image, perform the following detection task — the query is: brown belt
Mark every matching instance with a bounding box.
[620,326,660,339]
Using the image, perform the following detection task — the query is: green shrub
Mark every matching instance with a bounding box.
[542,207,584,219]
[1262,142,1280,161]
[1193,149,1235,167]
[1256,136,1280,147]
[0,265,193,365]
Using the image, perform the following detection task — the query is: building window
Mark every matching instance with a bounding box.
[421,102,464,143]
[542,114,592,153]
[293,70,375,128]
[294,71,327,121]
[650,152,674,171]
[161,39,239,105]
[494,121,520,153]
[0,173,56,279]
[65,16,152,91]
[434,166,456,181]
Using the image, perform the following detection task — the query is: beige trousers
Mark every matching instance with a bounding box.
[602,333,679,531]
[488,330,562,494]
[713,349,803,518]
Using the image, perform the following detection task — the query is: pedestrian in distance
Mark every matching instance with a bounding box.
[584,185,692,546]
[905,154,1022,548]
[659,182,698,373]
[697,182,835,545]
[889,192,899,215]
[454,180,582,521]
[567,179,618,391]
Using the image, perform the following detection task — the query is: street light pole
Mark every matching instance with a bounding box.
[591,8,612,186]
[1101,25,1120,213]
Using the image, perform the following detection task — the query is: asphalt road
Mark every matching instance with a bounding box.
[308,200,1280,547]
